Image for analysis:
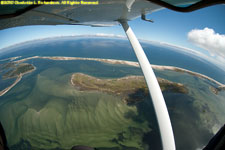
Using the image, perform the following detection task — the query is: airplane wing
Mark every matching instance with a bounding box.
[0,0,220,30]
[0,1,224,150]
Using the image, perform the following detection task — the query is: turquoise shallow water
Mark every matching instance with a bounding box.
[0,37,225,150]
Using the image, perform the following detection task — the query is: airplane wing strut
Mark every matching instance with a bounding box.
[120,20,176,150]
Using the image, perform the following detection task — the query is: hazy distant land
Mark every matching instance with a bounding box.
[1,56,224,97]
[0,56,21,62]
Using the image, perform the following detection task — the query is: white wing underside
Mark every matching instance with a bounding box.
[0,0,199,30]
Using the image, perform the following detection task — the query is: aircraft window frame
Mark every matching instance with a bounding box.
[146,0,225,12]
[0,0,224,19]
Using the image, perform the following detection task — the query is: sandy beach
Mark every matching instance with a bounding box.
[0,74,22,96]
[1,55,224,97]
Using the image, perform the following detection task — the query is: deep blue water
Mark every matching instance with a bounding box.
[0,37,224,83]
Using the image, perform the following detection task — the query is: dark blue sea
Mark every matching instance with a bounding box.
[1,37,224,84]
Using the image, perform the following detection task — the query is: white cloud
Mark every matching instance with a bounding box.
[188,28,225,58]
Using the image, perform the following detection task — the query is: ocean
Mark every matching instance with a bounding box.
[0,37,224,84]
[0,37,225,150]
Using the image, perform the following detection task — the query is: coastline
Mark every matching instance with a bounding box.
[15,56,140,67]
[0,56,21,62]
[70,73,188,104]
[0,66,36,97]
[151,65,225,88]
[0,74,22,96]
[16,56,225,88]
[1,55,224,97]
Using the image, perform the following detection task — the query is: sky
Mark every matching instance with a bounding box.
[0,4,224,69]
